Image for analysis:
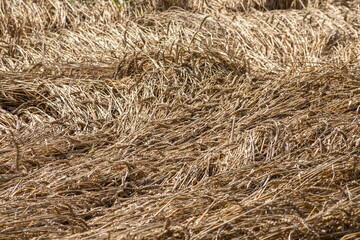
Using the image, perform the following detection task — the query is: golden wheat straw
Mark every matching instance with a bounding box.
[0,0,359,239]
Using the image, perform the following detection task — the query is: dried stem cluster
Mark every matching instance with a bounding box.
[0,0,359,239]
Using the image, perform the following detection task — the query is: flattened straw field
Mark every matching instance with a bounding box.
[0,0,359,239]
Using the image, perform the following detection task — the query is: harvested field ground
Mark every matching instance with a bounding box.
[1,0,360,239]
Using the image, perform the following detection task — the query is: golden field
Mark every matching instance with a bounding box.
[0,0,359,239]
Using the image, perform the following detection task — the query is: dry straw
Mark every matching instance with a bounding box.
[0,0,359,239]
